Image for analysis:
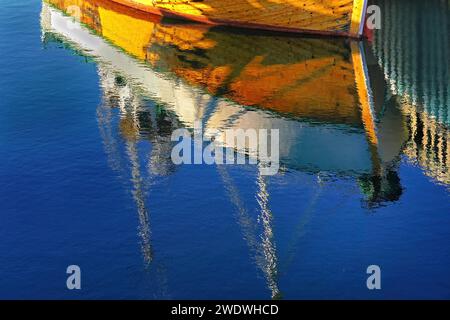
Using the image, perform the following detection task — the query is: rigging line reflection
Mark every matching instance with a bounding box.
[97,69,153,264]
[96,66,171,297]
[278,180,323,276]
[126,140,153,264]
[216,164,280,299]
[255,169,281,299]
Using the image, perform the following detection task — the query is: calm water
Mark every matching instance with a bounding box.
[0,0,449,299]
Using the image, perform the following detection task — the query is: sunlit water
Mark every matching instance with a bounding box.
[0,0,449,299]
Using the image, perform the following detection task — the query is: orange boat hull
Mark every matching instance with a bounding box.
[108,0,368,38]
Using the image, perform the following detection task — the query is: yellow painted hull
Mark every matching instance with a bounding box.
[109,0,367,38]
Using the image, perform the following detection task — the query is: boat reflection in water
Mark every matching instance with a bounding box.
[40,0,448,298]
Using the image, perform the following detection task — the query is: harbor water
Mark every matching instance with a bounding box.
[0,0,449,299]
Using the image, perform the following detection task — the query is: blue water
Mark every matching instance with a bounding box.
[0,0,449,299]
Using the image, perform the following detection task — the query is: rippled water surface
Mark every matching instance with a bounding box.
[0,0,449,299]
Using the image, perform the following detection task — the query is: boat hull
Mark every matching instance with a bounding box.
[109,0,368,38]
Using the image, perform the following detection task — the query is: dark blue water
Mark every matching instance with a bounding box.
[0,0,449,299]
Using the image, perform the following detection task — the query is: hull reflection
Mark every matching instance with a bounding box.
[42,0,403,180]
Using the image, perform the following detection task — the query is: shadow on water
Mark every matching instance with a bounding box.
[40,0,449,298]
